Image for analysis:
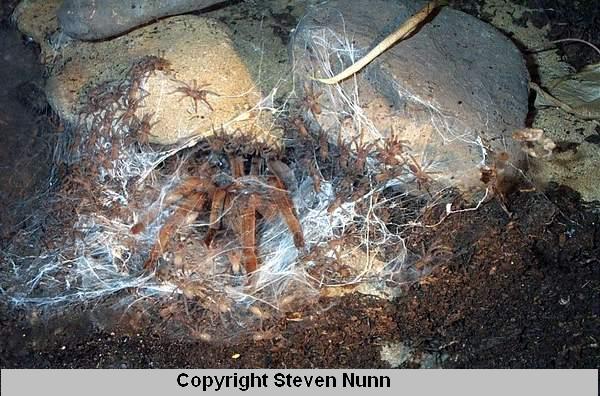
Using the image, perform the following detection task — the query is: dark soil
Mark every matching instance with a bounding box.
[1,1,599,369]
[397,185,599,368]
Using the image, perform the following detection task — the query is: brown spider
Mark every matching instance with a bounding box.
[318,130,329,161]
[301,81,323,116]
[134,112,160,145]
[130,55,172,79]
[139,138,304,277]
[169,79,219,113]
[292,117,310,139]
[128,55,172,100]
[406,153,439,191]
[480,151,512,216]
[378,126,412,166]
[350,132,375,173]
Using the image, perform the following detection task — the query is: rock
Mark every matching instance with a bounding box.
[15,0,279,145]
[535,63,600,120]
[291,0,530,192]
[14,0,532,190]
[12,0,62,45]
[57,0,225,41]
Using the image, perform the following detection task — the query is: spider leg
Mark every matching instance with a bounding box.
[200,97,214,112]
[269,176,305,249]
[132,176,212,235]
[267,159,296,192]
[255,197,278,220]
[228,155,245,179]
[166,176,214,202]
[144,222,177,271]
[144,191,206,271]
[204,188,227,247]
[250,156,263,176]
[240,194,259,274]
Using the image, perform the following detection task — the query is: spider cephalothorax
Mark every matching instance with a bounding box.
[137,132,304,278]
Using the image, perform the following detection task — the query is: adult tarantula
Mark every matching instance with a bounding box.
[136,132,305,278]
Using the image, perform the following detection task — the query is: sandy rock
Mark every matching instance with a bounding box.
[478,0,600,201]
[528,110,600,202]
[292,0,530,192]
[15,2,278,145]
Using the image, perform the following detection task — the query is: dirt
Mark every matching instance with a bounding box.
[397,186,599,368]
[1,0,599,369]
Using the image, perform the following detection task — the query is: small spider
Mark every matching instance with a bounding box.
[480,151,512,216]
[135,112,160,145]
[169,79,219,113]
[130,55,172,79]
[301,81,323,116]
[406,153,439,191]
[350,132,374,173]
[292,117,310,139]
[378,126,412,166]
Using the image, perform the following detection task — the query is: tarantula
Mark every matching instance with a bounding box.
[137,134,305,277]
[169,79,219,113]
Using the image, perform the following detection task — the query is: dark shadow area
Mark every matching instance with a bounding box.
[0,17,56,246]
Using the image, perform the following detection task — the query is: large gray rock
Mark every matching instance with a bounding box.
[58,0,225,40]
[292,0,530,192]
